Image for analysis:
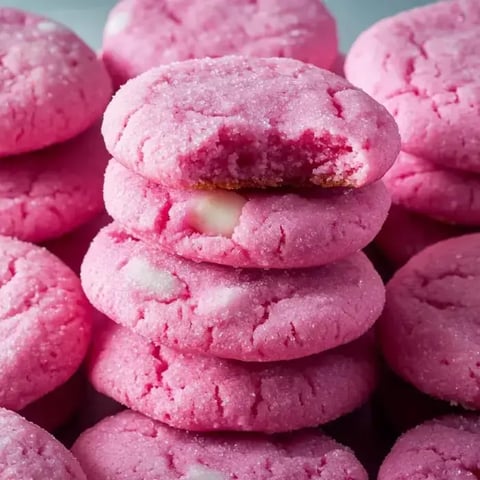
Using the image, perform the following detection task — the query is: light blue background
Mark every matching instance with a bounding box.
[1,0,437,50]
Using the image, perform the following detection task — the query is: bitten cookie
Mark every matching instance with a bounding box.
[88,320,378,433]
[379,415,480,480]
[0,8,112,156]
[383,151,480,226]
[0,407,86,479]
[0,124,108,242]
[0,236,92,410]
[81,224,385,362]
[102,0,338,88]
[72,409,368,480]
[102,56,400,189]
[379,233,480,409]
[345,0,480,172]
[104,159,391,268]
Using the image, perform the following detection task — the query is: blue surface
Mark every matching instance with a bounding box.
[1,0,438,50]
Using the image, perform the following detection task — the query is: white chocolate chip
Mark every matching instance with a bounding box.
[123,257,184,300]
[106,11,130,36]
[182,465,226,480]
[195,286,244,315]
[36,21,60,32]
[188,191,246,237]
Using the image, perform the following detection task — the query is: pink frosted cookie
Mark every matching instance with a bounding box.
[104,159,391,269]
[72,409,368,480]
[87,320,378,432]
[379,415,480,480]
[102,0,338,88]
[0,407,86,479]
[0,124,109,243]
[0,8,112,157]
[0,236,92,410]
[379,233,480,409]
[103,56,400,189]
[375,205,469,267]
[345,0,480,172]
[383,151,480,226]
[81,224,385,362]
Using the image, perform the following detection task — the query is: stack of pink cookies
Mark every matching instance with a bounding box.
[101,0,343,89]
[345,0,480,266]
[81,55,400,438]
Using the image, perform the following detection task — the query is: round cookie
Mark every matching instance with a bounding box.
[104,159,391,269]
[72,409,368,480]
[0,407,86,480]
[0,236,92,410]
[379,415,480,480]
[102,0,338,88]
[0,8,112,157]
[379,233,480,409]
[0,124,109,243]
[383,151,480,226]
[345,0,480,172]
[102,56,400,190]
[88,320,378,433]
[375,205,469,267]
[81,223,385,362]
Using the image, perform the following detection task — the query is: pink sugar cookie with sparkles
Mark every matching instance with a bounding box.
[345,0,480,172]
[104,159,391,269]
[379,233,480,409]
[0,236,92,411]
[72,409,368,480]
[0,124,109,243]
[0,8,112,157]
[87,320,378,433]
[383,151,480,226]
[102,56,400,189]
[379,415,480,480]
[102,0,338,88]
[0,408,86,480]
[375,205,470,267]
[81,223,385,362]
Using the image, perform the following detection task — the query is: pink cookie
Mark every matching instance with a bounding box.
[0,124,109,243]
[103,56,400,189]
[345,0,480,172]
[0,236,92,410]
[331,53,345,77]
[81,223,385,362]
[88,320,378,433]
[102,0,338,88]
[0,407,86,479]
[379,415,480,480]
[379,233,480,409]
[72,409,368,480]
[375,205,469,267]
[104,159,391,269]
[0,8,112,157]
[383,151,480,226]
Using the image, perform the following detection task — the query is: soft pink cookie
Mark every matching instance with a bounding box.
[383,151,480,226]
[72,410,368,480]
[379,415,480,480]
[0,124,109,243]
[0,236,92,410]
[104,159,391,269]
[379,233,480,409]
[102,0,338,88]
[88,320,378,433]
[375,205,469,267]
[103,56,400,189]
[0,8,112,157]
[81,224,385,362]
[0,408,86,479]
[345,0,480,172]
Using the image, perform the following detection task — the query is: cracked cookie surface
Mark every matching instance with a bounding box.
[0,8,112,156]
[102,56,400,189]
